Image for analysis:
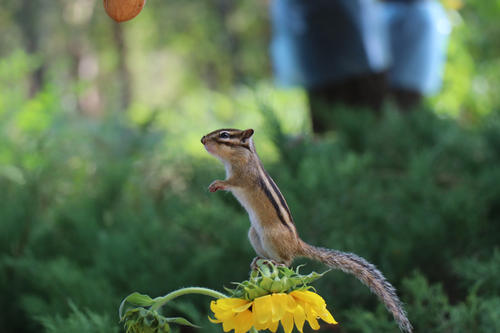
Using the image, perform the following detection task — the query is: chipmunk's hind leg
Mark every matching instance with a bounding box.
[248,227,268,258]
[248,227,290,269]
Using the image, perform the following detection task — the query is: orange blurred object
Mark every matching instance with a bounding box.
[103,0,146,22]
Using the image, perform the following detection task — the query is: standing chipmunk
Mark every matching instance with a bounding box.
[201,128,412,333]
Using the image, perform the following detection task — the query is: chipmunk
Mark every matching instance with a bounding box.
[201,128,412,333]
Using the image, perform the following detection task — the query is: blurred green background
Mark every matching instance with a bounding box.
[1,0,500,332]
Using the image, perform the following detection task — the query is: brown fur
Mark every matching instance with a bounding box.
[202,128,412,333]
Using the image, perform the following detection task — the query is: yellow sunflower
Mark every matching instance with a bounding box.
[209,290,337,333]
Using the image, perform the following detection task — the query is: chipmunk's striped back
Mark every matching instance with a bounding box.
[255,160,295,231]
[202,128,412,333]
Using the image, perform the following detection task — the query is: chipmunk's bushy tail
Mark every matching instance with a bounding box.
[299,241,412,333]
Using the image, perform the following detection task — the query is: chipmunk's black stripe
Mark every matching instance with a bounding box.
[258,178,291,230]
[216,140,236,146]
[264,171,294,224]
[217,140,251,151]
[206,128,238,137]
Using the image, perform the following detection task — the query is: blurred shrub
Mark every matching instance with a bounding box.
[39,302,118,333]
[1,55,500,332]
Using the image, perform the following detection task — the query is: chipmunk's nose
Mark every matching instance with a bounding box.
[201,136,206,144]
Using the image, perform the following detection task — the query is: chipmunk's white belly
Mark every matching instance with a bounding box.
[231,186,292,262]
[231,187,264,233]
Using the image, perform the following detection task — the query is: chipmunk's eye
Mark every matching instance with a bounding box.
[219,132,230,139]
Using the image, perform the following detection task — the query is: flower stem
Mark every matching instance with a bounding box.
[150,287,227,311]
[250,327,259,333]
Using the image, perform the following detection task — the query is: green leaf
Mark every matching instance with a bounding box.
[259,264,271,277]
[166,317,201,328]
[281,277,292,290]
[126,292,155,307]
[224,286,236,294]
[143,312,157,327]
[300,270,329,284]
[260,276,273,290]
[270,279,283,293]
[270,264,279,278]
[250,269,260,279]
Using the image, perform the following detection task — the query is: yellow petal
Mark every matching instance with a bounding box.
[208,316,222,324]
[222,316,236,332]
[253,320,269,331]
[304,303,320,330]
[271,293,287,322]
[317,308,338,325]
[281,311,294,333]
[293,304,306,333]
[209,299,256,333]
[232,302,252,313]
[210,300,218,312]
[210,302,234,320]
[290,290,338,327]
[253,295,272,324]
[213,308,236,321]
[216,298,252,310]
[233,310,254,333]
[210,300,230,316]
[285,293,298,312]
[291,290,326,308]
[268,319,279,333]
[211,299,251,321]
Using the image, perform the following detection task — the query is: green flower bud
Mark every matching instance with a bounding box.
[225,260,328,300]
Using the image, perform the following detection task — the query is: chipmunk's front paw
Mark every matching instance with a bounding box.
[208,180,226,192]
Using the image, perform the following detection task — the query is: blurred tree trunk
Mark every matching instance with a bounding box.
[112,23,132,111]
[17,0,46,97]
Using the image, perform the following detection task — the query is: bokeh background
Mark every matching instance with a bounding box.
[1,0,500,332]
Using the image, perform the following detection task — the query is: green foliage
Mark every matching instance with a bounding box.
[2,78,500,333]
[348,263,500,333]
[119,287,225,333]
[227,260,327,300]
[271,107,500,332]
[453,249,500,295]
[39,303,118,333]
[1,2,500,332]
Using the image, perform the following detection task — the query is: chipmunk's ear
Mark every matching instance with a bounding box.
[241,129,254,141]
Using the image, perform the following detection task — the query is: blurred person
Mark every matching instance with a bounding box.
[383,0,451,108]
[270,0,450,133]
